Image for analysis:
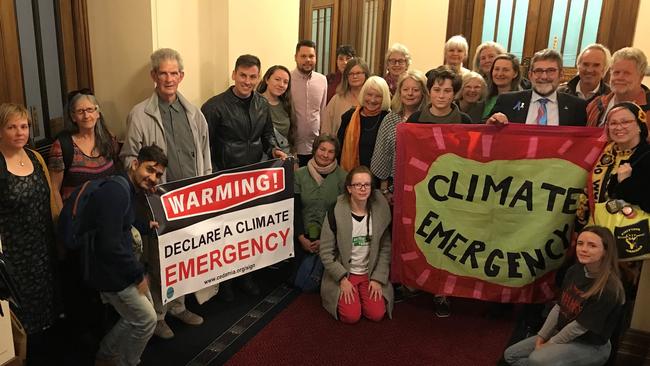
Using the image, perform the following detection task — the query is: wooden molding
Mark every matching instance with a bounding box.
[615,328,650,365]
[0,0,25,104]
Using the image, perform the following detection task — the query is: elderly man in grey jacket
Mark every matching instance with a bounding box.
[120,48,212,340]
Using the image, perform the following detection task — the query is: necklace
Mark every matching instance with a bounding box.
[19,159,25,166]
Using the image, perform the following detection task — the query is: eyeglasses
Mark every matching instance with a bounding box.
[607,119,636,129]
[73,106,99,116]
[387,59,406,66]
[349,72,365,77]
[531,68,559,77]
[350,183,371,190]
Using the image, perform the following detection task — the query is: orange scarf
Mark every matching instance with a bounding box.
[340,106,362,171]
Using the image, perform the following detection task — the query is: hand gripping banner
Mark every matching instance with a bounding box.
[391,124,606,303]
[147,159,294,304]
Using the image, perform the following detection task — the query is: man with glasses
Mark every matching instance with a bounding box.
[291,40,328,167]
[487,49,587,126]
[586,47,650,127]
[121,48,212,340]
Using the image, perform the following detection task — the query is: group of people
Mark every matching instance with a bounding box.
[0,33,648,366]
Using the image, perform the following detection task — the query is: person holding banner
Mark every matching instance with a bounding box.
[121,48,211,339]
[319,166,394,323]
[293,134,347,289]
[202,54,288,300]
[338,76,391,172]
[371,69,429,202]
[408,65,472,125]
[504,226,625,366]
[91,145,166,366]
[487,49,588,126]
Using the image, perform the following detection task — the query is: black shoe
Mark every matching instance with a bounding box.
[219,281,235,302]
[239,276,260,296]
[434,296,451,317]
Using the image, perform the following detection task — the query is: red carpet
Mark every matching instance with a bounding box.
[226,293,516,366]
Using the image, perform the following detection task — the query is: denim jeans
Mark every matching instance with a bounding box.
[97,284,157,366]
[504,335,611,366]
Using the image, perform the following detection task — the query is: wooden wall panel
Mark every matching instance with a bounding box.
[0,0,25,104]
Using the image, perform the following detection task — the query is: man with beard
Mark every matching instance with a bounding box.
[290,40,328,167]
[487,49,587,126]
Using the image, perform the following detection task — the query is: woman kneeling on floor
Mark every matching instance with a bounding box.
[319,166,393,323]
[504,226,625,366]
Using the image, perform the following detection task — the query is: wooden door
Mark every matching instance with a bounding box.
[0,0,25,105]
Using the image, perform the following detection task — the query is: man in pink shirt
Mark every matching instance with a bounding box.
[291,40,328,167]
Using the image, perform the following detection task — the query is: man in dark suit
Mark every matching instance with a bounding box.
[487,49,587,126]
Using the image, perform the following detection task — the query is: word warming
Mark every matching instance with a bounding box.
[162,168,285,220]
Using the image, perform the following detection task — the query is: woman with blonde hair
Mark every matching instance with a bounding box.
[444,35,471,78]
[337,76,391,172]
[0,103,59,362]
[371,70,429,201]
[472,41,506,78]
[454,71,488,123]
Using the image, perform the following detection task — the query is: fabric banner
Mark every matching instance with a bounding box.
[147,159,294,305]
[391,124,606,303]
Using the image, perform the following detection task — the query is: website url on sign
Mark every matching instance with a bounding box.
[203,264,257,285]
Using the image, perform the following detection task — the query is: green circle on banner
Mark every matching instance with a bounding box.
[413,153,586,287]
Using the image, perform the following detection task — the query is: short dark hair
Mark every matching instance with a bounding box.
[137,144,168,167]
[311,133,340,156]
[235,54,261,71]
[296,40,317,54]
[426,65,462,94]
[336,44,356,58]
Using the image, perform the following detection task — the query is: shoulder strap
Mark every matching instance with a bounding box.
[111,175,132,216]
[58,131,74,176]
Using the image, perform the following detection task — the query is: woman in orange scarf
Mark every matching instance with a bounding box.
[337,76,391,172]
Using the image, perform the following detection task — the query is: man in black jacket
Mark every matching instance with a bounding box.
[201,54,287,171]
[201,54,287,299]
[487,49,587,126]
[92,145,167,366]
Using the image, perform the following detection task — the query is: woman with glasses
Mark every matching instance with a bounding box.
[319,166,394,323]
[48,90,119,208]
[322,58,371,136]
[0,103,59,363]
[482,54,522,119]
[573,102,650,357]
[47,90,119,360]
[383,43,412,95]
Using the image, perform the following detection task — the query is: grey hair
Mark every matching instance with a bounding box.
[66,93,115,159]
[472,41,506,72]
[445,35,469,59]
[150,48,184,72]
[384,43,412,69]
[577,43,612,73]
[612,47,648,77]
